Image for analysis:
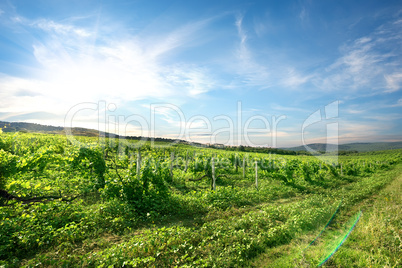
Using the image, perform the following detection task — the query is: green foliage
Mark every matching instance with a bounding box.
[71,146,106,189]
[104,157,171,214]
[0,132,401,266]
[0,149,18,190]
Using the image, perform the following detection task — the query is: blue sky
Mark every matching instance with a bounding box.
[0,0,401,147]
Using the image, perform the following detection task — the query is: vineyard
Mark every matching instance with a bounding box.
[0,132,401,267]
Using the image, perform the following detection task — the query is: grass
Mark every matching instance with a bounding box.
[325,167,401,267]
[14,164,401,267]
[253,163,402,267]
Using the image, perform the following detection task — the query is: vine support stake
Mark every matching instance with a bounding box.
[136,150,141,178]
[184,151,188,172]
[242,156,246,179]
[235,154,239,173]
[255,160,258,191]
[170,152,175,178]
[212,157,216,191]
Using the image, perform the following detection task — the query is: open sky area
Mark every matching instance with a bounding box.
[0,0,401,147]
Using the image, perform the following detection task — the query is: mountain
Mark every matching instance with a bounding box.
[286,142,402,152]
[0,121,196,145]
[0,121,102,137]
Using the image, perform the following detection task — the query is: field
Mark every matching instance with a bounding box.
[0,132,401,267]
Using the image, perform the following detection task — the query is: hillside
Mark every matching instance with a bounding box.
[0,121,101,136]
[0,121,196,145]
[286,141,402,152]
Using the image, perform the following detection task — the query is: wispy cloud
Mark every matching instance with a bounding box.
[314,19,402,94]
[232,14,312,90]
[147,17,213,59]
[338,120,392,143]
[270,103,308,113]
[344,108,364,115]
[301,119,391,144]
[281,68,313,88]
[165,66,214,96]
[32,18,92,37]
[253,18,267,37]
[391,98,402,107]
[299,6,309,24]
[298,0,312,24]
[384,73,402,92]
[362,113,402,121]
[234,15,271,88]
[228,10,402,97]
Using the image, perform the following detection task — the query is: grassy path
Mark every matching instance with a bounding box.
[323,164,401,267]
[252,163,402,267]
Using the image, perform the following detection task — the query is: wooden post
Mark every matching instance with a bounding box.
[170,152,174,178]
[340,164,343,176]
[184,151,188,172]
[212,157,216,191]
[235,154,239,173]
[242,156,246,179]
[255,160,258,190]
[136,150,141,178]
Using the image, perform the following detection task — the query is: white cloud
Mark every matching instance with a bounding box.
[0,14,217,123]
[270,103,308,113]
[314,18,402,94]
[235,15,252,65]
[298,119,390,145]
[345,109,364,114]
[147,18,213,59]
[338,120,390,143]
[165,66,214,97]
[299,7,307,22]
[395,98,402,107]
[233,15,272,88]
[32,18,92,37]
[282,68,313,88]
[384,73,402,92]
[233,15,312,90]
[362,114,402,121]
[253,19,267,37]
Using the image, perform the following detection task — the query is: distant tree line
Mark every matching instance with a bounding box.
[221,144,310,156]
